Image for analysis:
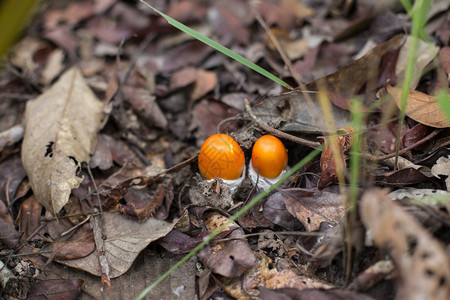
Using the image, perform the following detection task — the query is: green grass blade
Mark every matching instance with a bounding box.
[139,0,292,89]
[395,0,431,167]
[349,99,363,213]
[135,146,323,300]
[436,89,450,124]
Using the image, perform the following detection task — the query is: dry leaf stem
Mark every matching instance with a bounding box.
[244,98,321,149]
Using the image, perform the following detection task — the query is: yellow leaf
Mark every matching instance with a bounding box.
[387,84,450,128]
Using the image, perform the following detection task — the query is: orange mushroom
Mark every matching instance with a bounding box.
[198,134,245,180]
[251,135,288,179]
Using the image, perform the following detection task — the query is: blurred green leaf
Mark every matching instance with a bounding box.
[0,0,39,58]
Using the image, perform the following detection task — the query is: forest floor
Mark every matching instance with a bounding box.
[0,0,449,299]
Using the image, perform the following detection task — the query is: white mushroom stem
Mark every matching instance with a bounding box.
[248,160,287,191]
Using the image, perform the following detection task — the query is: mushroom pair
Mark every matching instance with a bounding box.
[198,134,288,191]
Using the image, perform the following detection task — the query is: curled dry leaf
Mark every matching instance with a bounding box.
[431,156,450,190]
[318,126,354,189]
[54,212,175,278]
[360,189,450,300]
[0,124,24,152]
[21,67,104,215]
[198,211,256,278]
[220,252,333,299]
[387,84,450,128]
[279,188,346,232]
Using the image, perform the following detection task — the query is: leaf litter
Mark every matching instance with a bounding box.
[0,0,449,299]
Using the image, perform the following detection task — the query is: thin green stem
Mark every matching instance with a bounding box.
[139,0,292,90]
[395,0,431,168]
[349,99,363,213]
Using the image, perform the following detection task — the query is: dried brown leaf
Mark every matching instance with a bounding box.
[360,189,450,300]
[27,279,83,300]
[387,84,450,128]
[16,196,42,242]
[281,188,346,232]
[220,252,333,299]
[53,212,174,278]
[305,34,405,98]
[395,36,439,89]
[22,67,104,215]
[198,211,256,278]
[191,70,217,100]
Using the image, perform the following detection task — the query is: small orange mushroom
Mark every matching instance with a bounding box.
[251,135,288,179]
[198,134,245,180]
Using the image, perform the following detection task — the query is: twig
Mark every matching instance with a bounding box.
[362,129,442,162]
[244,98,321,149]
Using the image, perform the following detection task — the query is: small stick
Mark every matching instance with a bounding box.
[244,98,321,149]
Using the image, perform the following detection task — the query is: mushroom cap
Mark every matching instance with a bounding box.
[251,135,288,179]
[198,134,245,180]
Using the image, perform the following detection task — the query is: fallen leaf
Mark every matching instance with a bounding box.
[259,287,376,300]
[191,69,217,100]
[16,196,42,243]
[348,260,395,292]
[305,34,405,98]
[0,124,24,153]
[41,49,65,85]
[198,211,256,277]
[0,155,27,205]
[0,210,20,249]
[280,188,346,232]
[360,189,450,300]
[262,193,304,230]
[166,0,207,24]
[257,1,296,30]
[318,126,353,189]
[193,99,240,137]
[220,252,333,299]
[162,40,215,73]
[158,229,204,254]
[122,85,168,129]
[251,90,350,134]
[395,36,439,89]
[27,279,83,300]
[431,157,450,190]
[52,212,175,278]
[387,84,450,128]
[209,1,251,46]
[169,66,197,91]
[21,67,104,215]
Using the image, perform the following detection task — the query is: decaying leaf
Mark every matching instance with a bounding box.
[27,279,83,300]
[431,156,450,190]
[259,286,376,300]
[279,188,346,232]
[220,252,333,299]
[395,36,439,88]
[21,67,104,215]
[387,84,450,128]
[198,211,256,277]
[305,34,405,97]
[360,189,450,300]
[191,69,217,100]
[318,126,354,189]
[53,212,175,278]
